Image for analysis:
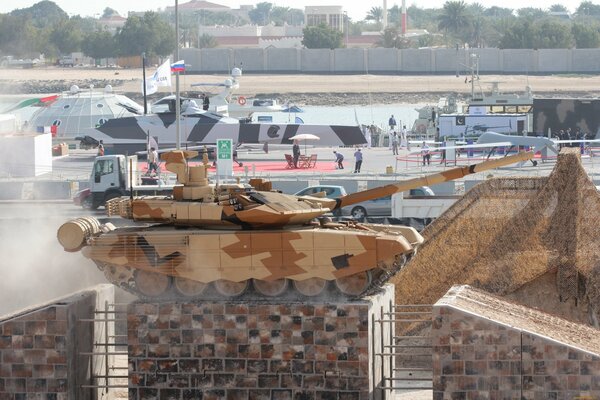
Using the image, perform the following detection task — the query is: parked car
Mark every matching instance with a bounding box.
[294,185,434,219]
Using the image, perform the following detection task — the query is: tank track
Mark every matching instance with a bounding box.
[95,249,415,303]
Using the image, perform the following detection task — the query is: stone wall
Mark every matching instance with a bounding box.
[0,285,114,400]
[432,285,600,399]
[127,285,394,400]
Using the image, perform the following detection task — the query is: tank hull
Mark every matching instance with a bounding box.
[77,220,422,300]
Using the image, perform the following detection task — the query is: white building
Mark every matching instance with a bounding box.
[304,5,345,32]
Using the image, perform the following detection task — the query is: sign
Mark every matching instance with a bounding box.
[216,139,233,179]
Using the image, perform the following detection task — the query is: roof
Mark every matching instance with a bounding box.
[437,285,600,356]
[166,0,230,12]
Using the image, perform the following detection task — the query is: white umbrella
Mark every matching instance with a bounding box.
[289,133,320,154]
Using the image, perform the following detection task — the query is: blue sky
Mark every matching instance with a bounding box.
[0,1,577,21]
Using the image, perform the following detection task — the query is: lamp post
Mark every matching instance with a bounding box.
[343,11,349,47]
[175,0,180,150]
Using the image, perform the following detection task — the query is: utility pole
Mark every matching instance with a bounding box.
[175,0,181,150]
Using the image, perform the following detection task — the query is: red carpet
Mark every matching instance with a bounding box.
[138,160,338,174]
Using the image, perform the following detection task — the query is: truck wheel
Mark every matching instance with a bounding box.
[351,206,367,219]
[103,191,123,207]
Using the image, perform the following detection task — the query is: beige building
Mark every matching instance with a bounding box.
[304,5,345,32]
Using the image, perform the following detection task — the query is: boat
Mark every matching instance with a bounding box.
[83,96,366,154]
[26,85,144,139]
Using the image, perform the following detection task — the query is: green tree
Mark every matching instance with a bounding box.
[438,1,472,42]
[388,5,401,25]
[102,7,120,18]
[198,33,218,48]
[302,23,343,49]
[572,21,600,47]
[365,6,383,23]
[577,1,600,16]
[377,26,401,48]
[549,4,568,13]
[484,6,514,18]
[535,18,573,48]
[116,12,175,57]
[249,2,272,25]
[516,8,547,19]
[81,30,116,59]
[10,0,68,29]
[50,18,83,54]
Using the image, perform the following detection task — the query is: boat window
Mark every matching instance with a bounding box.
[98,118,108,126]
[52,119,61,126]
[505,106,517,113]
[518,106,532,113]
[96,103,104,108]
[94,159,113,176]
[491,106,504,113]
[63,104,70,109]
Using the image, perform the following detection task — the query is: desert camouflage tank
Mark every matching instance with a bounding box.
[57,149,533,300]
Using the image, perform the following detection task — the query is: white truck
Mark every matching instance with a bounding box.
[74,154,174,209]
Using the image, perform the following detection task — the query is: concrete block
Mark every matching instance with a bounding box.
[301,49,331,72]
[367,48,398,73]
[572,49,600,73]
[0,182,23,200]
[32,181,72,200]
[233,48,264,72]
[401,48,432,73]
[502,49,536,73]
[265,48,299,72]
[538,49,570,72]
[333,48,365,72]
[199,48,233,73]
[180,48,201,72]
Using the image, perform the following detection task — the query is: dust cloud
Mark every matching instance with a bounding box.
[0,203,106,317]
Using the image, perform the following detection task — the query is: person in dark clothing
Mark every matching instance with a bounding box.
[292,141,301,168]
[353,148,363,173]
[333,151,344,169]
[202,94,210,111]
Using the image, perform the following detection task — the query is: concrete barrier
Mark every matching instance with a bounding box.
[32,181,72,200]
[182,47,600,75]
[0,182,23,200]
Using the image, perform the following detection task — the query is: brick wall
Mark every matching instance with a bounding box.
[0,285,115,400]
[127,285,394,400]
[432,285,600,400]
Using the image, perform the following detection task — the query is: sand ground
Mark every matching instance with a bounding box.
[1,66,600,105]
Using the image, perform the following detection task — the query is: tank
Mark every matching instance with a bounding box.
[57,149,533,301]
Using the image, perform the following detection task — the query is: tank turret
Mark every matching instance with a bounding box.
[58,151,533,300]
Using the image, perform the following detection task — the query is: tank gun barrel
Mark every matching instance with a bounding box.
[334,151,533,210]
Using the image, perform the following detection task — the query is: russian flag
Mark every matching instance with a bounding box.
[171,60,185,72]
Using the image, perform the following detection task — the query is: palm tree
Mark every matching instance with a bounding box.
[549,4,568,12]
[366,6,383,23]
[438,1,472,40]
[198,33,217,49]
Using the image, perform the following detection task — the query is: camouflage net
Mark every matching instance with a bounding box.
[390,148,600,328]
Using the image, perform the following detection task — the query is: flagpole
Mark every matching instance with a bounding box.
[175,0,181,150]
[142,52,147,115]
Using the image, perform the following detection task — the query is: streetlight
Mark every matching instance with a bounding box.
[343,11,349,47]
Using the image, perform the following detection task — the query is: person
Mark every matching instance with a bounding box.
[202,93,210,111]
[262,141,269,154]
[391,131,399,155]
[97,140,104,156]
[388,114,397,131]
[401,125,408,147]
[353,148,363,173]
[292,140,301,168]
[333,150,344,169]
[421,141,431,166]
[148,147,159,175]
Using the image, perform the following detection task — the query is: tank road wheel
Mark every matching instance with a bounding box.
[293,278,328,297]
[134,270,171,298]
[334,272,372,296]
[213,280,249,297]
[253,279,289,297]
[174,277,208,298]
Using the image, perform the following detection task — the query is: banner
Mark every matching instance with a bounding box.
[143,58,171,95]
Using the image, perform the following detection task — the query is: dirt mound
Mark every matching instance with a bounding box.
[391,148,600,327]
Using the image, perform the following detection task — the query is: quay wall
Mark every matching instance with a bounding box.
[181,47,600,74]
